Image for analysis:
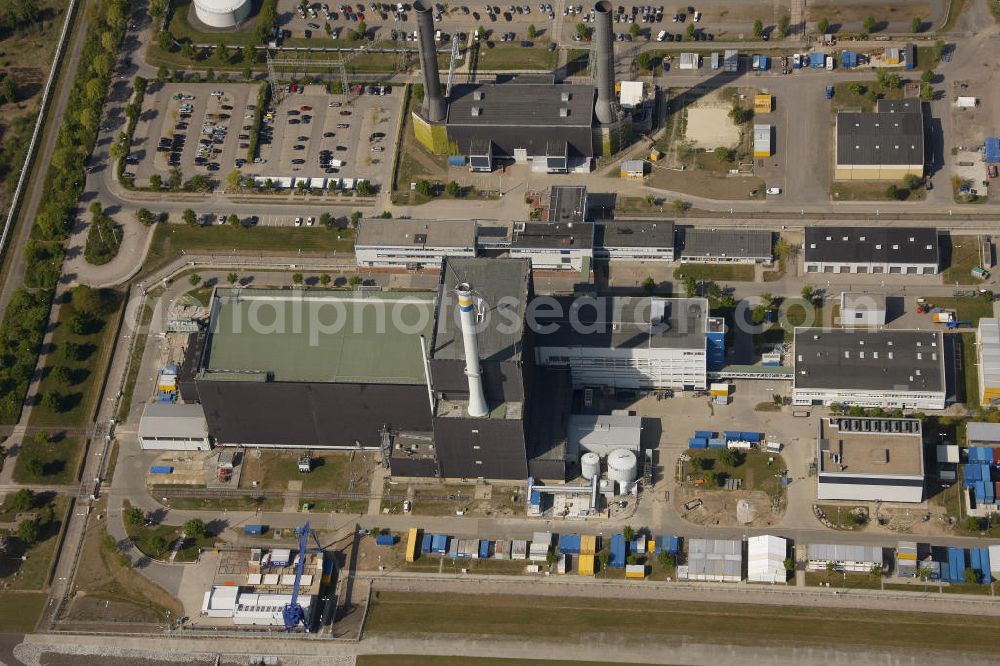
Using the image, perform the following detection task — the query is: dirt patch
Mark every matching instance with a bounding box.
[675,485,784,528]
[647,168,764,200]
[686,105,740,149]
[806,3,931,23]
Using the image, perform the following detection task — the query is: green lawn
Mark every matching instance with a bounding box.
[116,302,153,423]
[830,180,926,202]
[804,571,882,590]
[160,495,284,511]
[12,434,85,486]
[31,290,124,427]
[141,224,355,277]
[831,80,904,112]
[239,450,371,493]
[941,235,987,285]
[959,332,980,406]
[365,591,1000,651]
[168,0,263,47]
[122,502,218,561]
[358,658,615,666]
[921,296,993,323]
[476,42,558,70]
[673,263,755,282]
[0,496,71,590]
[683,449,786,494]
[0,592,47,632]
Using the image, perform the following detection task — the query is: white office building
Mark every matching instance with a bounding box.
[594,220,675,261]
[355,219,477,268]
[509,222,594,271]
[138,403,211,451]
[535,297,709,390]
[807,544,883,573]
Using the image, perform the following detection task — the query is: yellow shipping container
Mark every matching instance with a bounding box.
[578,554,595,576]
[625,564,646,579]
[647,539,656,554]
[580,535,597,555]
[649,149,662,162]
[405,527,419,563]
[898,553,917,560]
[754,94,773,113]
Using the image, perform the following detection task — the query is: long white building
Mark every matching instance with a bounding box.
[792,328,946,410]
[534,297,709,390]
[355,218,477,268]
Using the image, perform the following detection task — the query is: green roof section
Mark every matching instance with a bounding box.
[203,288,437,385]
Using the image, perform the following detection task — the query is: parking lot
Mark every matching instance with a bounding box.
[129,82,258,187]
[241,83,401,186]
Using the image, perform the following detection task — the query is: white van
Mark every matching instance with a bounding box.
[825,55,834,70]
[656,29,666,41]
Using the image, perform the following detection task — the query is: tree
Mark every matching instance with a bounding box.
[148,534,170,557]
[752,18,764,39]
[672,199,690,213]
[42,390,64,412]
[136,208,154,225]
[184,518,208,539]
[52,365,73,386]
[886,184,900,200]
[848,82,865,96]
[965,567,980,584]
[751,304,767,325]
[320,212,333,228]
[476,25,485,39]
[622,525,635,542]
[350,211,363,229]
[902,173,922,190]
[227,272,239,285]
[149,173,162,190]
[636,51,654,71]
[801,285,814,302]
[445,181,460,197]
[728,103,747,125]
[598,552,609,573]
[1,75,16,104]
[714,146,732,162]
[641,277,656,295]
[704,471,718,487]
[157,30,173,52]
[917,566,932,582]
[227,214,239,226]
[156,65,169,82]
[149,0,168,18]
[575,22,586,39]
[320,273,331,286]
[626,554,638,565]
[870,564,883,577]
[933,39,945,61]
[633,22,642,38]
[777,14,790,38]
[684,276,697,298]
[657,551,675,568]
[920,83,933,101]
[527,24,537,39]
[863,16,877,33]
[292,273,304,285]
[825,561,837,574]
[124,506,145,526]
[545,550,557,566]
[348,275,363,289]
[920,69,935,84]
[241,44,255,65]
[415,180,432,197]
[189,274,201,287]
[783,557,795,572]
[182,209,197,226]
[16,518,39,545]
[911,17,923,33]
[227,169,243,190]
[706,282,722,301]
[181,41,195,60]
[12,489,34,513]
[685,23,694,39]
[817,17,830,34]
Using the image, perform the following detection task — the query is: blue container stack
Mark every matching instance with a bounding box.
[559,534,581,555]
[655,535,680,555]
[610,534,626,568]
[945,547,966,583]
[431,534,449,553]
[970,548,992,583]
[421,534,433,553]
[375,534,395,546]
[840,50,858,68]
[689,437,708,449]
[478,540,491,559]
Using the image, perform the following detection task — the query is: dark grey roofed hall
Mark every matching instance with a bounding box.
[804,227,939,264]
[596,220,675,248]
[679,228,773,259]
[794,328,944,392]
[537,296,707,350]
[430,257,531,363]
[877,98,922,114]
[836,111,924,166]
[512,222,594,250]
[446,83,595,159]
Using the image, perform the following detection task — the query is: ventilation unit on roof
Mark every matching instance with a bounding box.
[471,107,481,116]
[559,107,569,117]
[561,91,571,101]
[473,90,484,100]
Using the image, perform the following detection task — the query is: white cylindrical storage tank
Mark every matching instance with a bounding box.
[581,452,601,481]
[607,448,637,492]
[194,0,252,28]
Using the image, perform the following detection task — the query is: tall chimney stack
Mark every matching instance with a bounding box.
[414,0,446,122]
[455,283,488,418]
[593,0,616,125]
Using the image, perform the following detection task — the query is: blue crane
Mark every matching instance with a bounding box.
[281,520,325,631]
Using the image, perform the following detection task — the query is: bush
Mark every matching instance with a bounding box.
[184,518,208,539]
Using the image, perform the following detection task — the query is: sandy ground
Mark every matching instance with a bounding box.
[685,104,741,150]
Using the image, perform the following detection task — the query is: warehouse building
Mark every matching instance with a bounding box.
[966,421,1000,446]
[138,403,211,451]
[567,414,642,457]
[839,292,887,327]
[807,544,884,572]
[509,222,595,271]
[593,220,675,261]
[681,538,743,582]
[978,318,1000,406]
[411,0,629,169]
[803,227,939,275]
[678,228,773,264]
[534,297,711,390]
[753,124,772,157]
[355,219,477,268]
[792,328,946,410]
[746,535,788,583]
[834,99,925,180]
[816,416,925,503]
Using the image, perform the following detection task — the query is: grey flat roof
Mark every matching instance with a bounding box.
[535,297,707,351]
[794,328,944,393]
[979,318,1000,399]
[549,186,588,224]
[431,258,531,363]
[356,219,477,248]
[679,228,773,260]
[836,111,924,166]
[686,539,742,578]
[447,82,594,128]
[138,403,207,439]
[840,292,887,311]
[596,220,675,249]
[807,543,882,563]
[966,421,1000,443]
[805,227,938,264]
[201,288,436,384]
[511,222,594,250]
[568,414,642,455]
[818,417,923,476]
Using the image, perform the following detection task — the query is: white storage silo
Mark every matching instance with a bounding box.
[607,448,637,492]
[581,452,601,481]
[194,0,252,28]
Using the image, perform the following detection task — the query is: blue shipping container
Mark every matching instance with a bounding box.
[559,534,581,555]
[694,430,714,440]
[986,137,1000,164]
[422,534,433,553]
[479,540,491,559]
[810,52,825,68]
[431,534,448,553]
[244,524,264,536]
[689,439,708,449]
[979,548,992,583]
[530,490,541,505]
[708,439,726,449]
[905,43,915,70]
[947,547,965,583]
[149,465,173,474]
[610,534,626,568]
[760,55,769,70]
[723,431,741,441]
[447,155,466,166]
[375,534,395,546]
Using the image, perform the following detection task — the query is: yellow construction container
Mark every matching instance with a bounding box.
[649,149,662,162]
[580,534,597,556]
[709,382,731,397]
[754,93,773,114]
[578,554,595,576]
[647,539,656,554]
[625,564,646,579]
[898,553,917,561]
[405,527,419,563]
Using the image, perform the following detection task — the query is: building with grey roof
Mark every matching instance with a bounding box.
[681,539,743,582]
[534,297,710,390]
[807,544,884,572]
[978,318,1000,407]
[817,416,925,503]
[355,218,477,268]
[509,222,595,271]
[678,228,773,264]
[804,226,939,275]
[839,292,887,327]
[966,421,1000,445]
[594,220,675,261]
[138,403,210,451]
[835,99,925,180]
[567,414,642,457]
[792,328,946,410]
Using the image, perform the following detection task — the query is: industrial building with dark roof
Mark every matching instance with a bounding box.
[678,228,773,264]
[804,226,939,275]
[835,98,925,180]
[792,328,946,410]
[594,220,676,261]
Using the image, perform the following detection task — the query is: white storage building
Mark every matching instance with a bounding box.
[977,318,1000,407]
[839,292,887,327]
[747,535,787,583]
[682,538,743,582]
[138,403,210,451]
[807,544,883,572]
[194,0,252,28]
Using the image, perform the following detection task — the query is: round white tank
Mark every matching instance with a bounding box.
[607,448,637,492]
[194,0,252,28]
[581,452,601,480]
